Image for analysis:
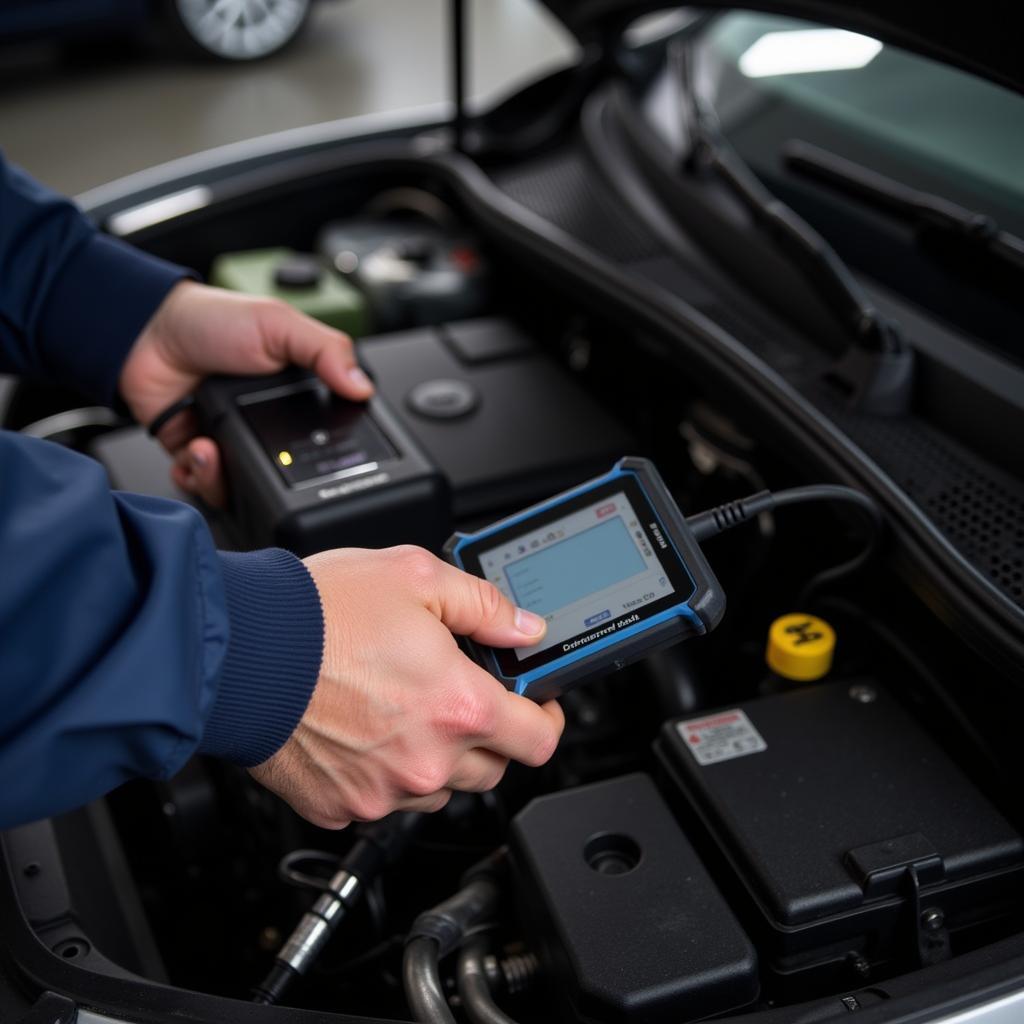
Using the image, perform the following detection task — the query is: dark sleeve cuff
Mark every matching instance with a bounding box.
[37,232,195,405]
[199,549,324,767]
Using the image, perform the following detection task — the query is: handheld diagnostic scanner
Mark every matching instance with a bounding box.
[194,370,449,555]
[444,457,725,702]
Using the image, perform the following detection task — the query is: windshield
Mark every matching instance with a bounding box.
[638,9,1024,359]
[697,12,1024,229]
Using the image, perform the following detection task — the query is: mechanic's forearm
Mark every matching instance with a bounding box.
[0,150,193,403]
[0,431,323,829]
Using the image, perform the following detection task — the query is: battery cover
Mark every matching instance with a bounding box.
[658,682,1024,971]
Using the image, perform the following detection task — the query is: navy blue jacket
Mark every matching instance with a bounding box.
[0,154,323,828]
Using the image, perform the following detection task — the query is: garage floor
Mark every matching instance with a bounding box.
[0,0,574,196]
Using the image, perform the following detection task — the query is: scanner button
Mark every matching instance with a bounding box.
[407,378,479,420]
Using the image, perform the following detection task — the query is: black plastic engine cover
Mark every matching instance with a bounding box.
[358,318,635,519]
[657,682,1024,992]
[510,773,759,1023]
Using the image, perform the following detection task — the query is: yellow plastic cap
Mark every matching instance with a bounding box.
[766,613,836,682]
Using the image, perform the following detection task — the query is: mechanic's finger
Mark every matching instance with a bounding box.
[429,559,547,648]
[447,749,509,792]
[484,694,565,767]
[261,303,373,401]
[172,437,226,508]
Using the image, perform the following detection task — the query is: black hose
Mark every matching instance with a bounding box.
[402,852,507,1023]
[253,812,424,1005]
[456,939,521,1024]
[403,937,456,1024]
[251,961,297,1005]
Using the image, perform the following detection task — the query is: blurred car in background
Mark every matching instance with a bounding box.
[0,0,322,61]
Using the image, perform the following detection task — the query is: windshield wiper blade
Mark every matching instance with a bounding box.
[671,36,905,356]
[783,139,1024,276]
[669,34,913,414]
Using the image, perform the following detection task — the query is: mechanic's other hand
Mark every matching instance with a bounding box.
[249,546,564,829]
[118,280,373,506]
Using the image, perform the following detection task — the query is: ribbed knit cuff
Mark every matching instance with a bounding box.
[37,232,195,405]
[200,549,324,766]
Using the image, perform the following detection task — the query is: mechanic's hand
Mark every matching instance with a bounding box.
[118,280,373,506]
[250,546,565,829]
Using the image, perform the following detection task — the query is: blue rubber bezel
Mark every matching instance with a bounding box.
[447,460,706,696]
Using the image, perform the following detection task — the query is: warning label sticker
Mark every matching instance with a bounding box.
[676,709,767,766]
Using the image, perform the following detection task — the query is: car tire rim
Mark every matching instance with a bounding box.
[174,0,310,60]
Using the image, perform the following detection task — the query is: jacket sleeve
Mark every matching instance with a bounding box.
[0,430,324,829]
[0,150,189,404]
[0,155,324,828]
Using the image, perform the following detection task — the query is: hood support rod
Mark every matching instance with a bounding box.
[451,0,467,154]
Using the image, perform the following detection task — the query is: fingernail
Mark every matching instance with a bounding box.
[191,451,208,469]
[347,366,372,390]
[515,608,545,636]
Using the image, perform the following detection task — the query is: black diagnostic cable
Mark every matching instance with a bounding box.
[686,484,881,542]
[252,812,424,1005]
[686,485,883,605]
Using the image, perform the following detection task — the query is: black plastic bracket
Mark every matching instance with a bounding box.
[904,866,952,968]
[844,835,951,969]
[844,832,945,899]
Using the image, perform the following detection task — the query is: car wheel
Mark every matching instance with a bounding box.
[167,0,312,61]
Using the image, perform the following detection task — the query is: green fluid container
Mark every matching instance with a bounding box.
[210,248,369,337]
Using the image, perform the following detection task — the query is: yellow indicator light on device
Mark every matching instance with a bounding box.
[278,451,293,467]
[766,613,836,682]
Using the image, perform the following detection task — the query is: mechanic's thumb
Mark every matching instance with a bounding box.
[432,559,547,648]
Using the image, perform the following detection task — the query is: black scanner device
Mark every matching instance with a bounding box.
[196,370,449,555]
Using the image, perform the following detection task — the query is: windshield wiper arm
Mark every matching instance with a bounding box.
[671,35,904,356]
[669,34,913,414]
[783,139,1024,276]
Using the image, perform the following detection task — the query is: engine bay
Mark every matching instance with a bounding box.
[3,145,1024,1024]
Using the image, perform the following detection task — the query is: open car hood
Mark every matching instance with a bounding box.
[540,0,1024,96]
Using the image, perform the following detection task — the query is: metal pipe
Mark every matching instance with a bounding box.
[456,939,522,1024]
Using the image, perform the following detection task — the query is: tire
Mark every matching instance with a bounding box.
[166,0,312,62]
